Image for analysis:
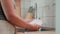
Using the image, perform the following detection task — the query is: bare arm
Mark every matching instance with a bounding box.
[1,0,39,31]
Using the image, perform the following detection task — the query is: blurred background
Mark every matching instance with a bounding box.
[21,0,55,31]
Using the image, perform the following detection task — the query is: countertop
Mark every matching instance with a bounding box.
[17,31,55,34]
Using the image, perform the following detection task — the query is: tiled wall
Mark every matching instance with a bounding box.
[21,0,55,28]
[42,0,55,28]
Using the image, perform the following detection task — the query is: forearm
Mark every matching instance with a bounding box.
[7,14,37,30]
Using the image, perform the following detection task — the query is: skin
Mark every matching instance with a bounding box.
[1,0,39,31]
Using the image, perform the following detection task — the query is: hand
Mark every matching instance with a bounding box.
[26,24,40,31]
[32,24,40,31]
[27,23,40,31]
[24,19,40,31]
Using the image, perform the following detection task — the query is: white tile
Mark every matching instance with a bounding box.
[42,17,55,28]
